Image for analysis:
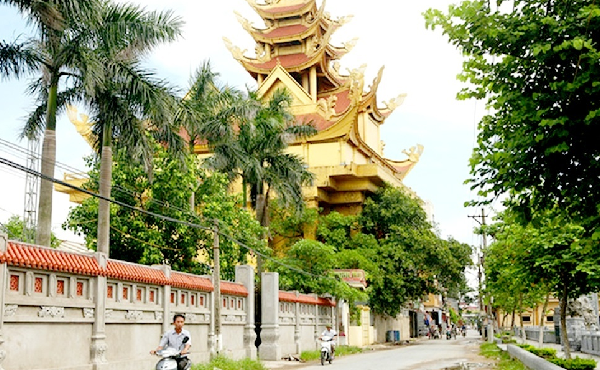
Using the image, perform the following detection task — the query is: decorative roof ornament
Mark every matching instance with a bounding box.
[383,93,408,112]
[66,105,96,147]
[255,43,270,62]
[342,37,359,53]
[334,14,354,26]
[347,64,367,100]
[223,37,248,61]
[402,144,424,163]
[367,66,384,96]
[234,11,256,33]
[317,95,338,120]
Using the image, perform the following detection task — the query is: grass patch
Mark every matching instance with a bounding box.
[480,343,528,370]
[192,356,266,370]
[300,345,363,362]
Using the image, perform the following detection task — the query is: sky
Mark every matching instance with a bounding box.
[0,0,492,268]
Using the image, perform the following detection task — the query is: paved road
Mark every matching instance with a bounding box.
[270,330,493,370]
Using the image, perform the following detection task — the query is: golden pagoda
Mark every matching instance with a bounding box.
[217,0,422,215]
[59,0,423,215]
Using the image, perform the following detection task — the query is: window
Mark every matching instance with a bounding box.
[546,316,554,322]
[57,280,65,295]
[522,316,531,322]
[107,285,114,299]
[9,274,19,291]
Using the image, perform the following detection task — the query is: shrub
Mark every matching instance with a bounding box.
[548,358,597,370]
[503,339,517,344]
[528,347,557,359]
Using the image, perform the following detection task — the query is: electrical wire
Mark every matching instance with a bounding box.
[0,155,343,283]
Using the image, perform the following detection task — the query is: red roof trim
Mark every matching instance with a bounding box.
[247,53,311,70]
[279,291,336,307]
[262,24,308,38]
[3,241,101,276]
[260,3,308,14]
[221,281,249,297]
[107,260,170,286]
[170,271,213,292]
[1,242,246,294]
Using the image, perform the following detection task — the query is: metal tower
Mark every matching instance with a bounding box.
[22,138,41,244]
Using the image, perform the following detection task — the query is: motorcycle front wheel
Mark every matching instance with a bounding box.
[321,351,326,366]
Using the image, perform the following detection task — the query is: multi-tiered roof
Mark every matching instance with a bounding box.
[225,0,423,213]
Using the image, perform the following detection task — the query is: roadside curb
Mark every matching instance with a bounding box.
[506,344,564,370]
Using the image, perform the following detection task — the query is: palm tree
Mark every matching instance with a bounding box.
[23,1,183,253]
[12,0,103,247]
[204,88,317,227]
[175,61,259,209]
[85,2,183,257]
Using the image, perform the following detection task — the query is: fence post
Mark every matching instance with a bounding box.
[260,272,280,360]
[161,265,171,334]
[294,291,301,355]
[235,265,256,360]
[91,251,108,370]
[0,234,7,370]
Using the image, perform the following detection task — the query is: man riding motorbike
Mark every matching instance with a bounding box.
[151,314,191,370]
[320,324,337,357]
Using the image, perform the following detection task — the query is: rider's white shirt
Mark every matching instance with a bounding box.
[321,329,337,339]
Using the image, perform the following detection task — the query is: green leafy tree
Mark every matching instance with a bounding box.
[485,206,598,358]
[65,146,265,279]
[0,215,60,248]
[424,1,600,230]
[265,239,366,304]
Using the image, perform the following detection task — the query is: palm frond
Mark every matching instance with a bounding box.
[98,2,182,59]
[21,83,84,140]
[0,39,40,79]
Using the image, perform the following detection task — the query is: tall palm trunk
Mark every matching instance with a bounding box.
[97,122,113,256]
[36,79,58,247]
[538,291,550,347]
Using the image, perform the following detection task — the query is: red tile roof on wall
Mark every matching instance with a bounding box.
[1,241,244,294]
[107,260,170,286]
[170,271,213,292]
[279,291,336,307]
[221,281,249,297]
[2,241,102,276]
[262,24,308,38]
[248,53,311,70]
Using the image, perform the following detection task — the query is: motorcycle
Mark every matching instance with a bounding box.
[154,337,191,370]
[320,337,334,366]
[446,329,452,340]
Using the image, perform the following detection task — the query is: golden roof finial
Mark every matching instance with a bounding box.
[66,105,96,147]
[383,93,407,112]
[223,37,248,61]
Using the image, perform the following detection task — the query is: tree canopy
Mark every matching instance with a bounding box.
[424,0,600,228]
[65,144,266,279]
[269,185,473,317]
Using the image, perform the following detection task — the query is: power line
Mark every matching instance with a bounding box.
[0,155,343,283]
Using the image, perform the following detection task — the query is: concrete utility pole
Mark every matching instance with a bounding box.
[213,222,222,353]
[469,208,493,343]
